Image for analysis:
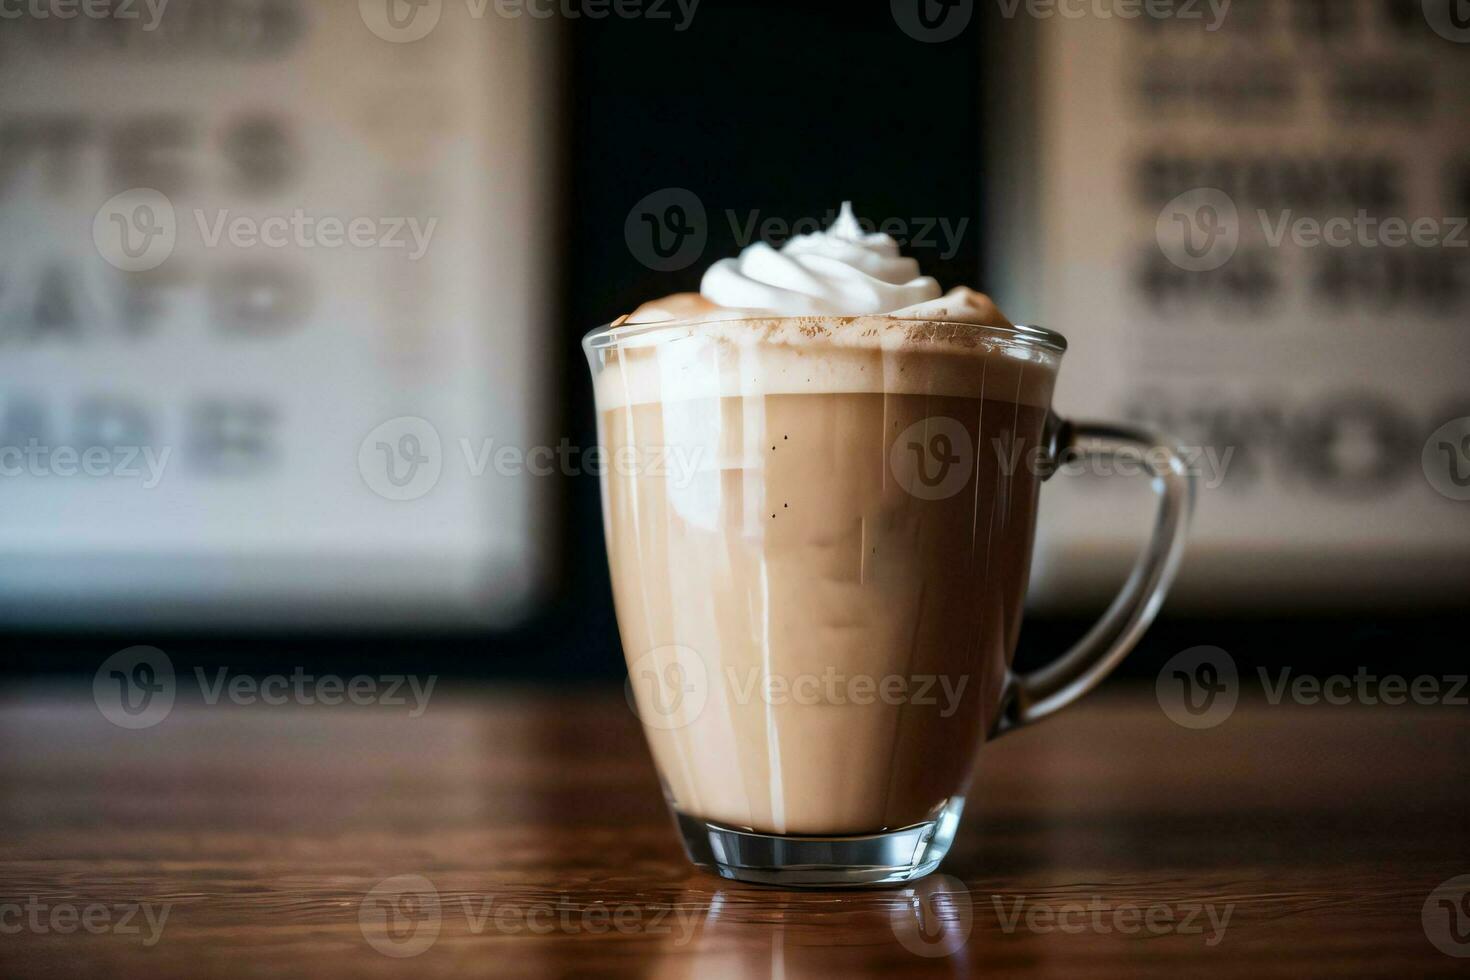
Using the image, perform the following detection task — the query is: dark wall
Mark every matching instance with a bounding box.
[564,1,986,321]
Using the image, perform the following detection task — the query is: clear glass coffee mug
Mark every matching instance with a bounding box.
[584,315,1194,887]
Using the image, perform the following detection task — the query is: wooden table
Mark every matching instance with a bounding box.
[1,683,1466,978]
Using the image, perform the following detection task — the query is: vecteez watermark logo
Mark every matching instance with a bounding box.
[1423,417,1470,502]
[624,644,708,732]
[1158,646,1470,729]
[624,192,973,271]
[723,669,970,718]
[1156,188,1240,273]
[93,645,176,730]
[359,0,440,42]
[1156,646,1239,730]
[1255,211,1469,251]
[360,875,442,958]
[885,879,1232,956]
[93,647,437,730]
[0,0,170,31]
[994,0,1232,31]
[1256,668,1468,709]
[993,894,1234,945]
[360,0,699,43]
[624,646,972,731]
[93,189,438,271]
[0,897,173,947]
[1157,187,1468,272]
[359,417,444,502]
[624,187,708,272]
[93,188,176,272]
[358,875,702,957]
[1423,0,1470,43]
[890,417,975,501]
[190,668,436,716]
[193,209,437,260]
[0,440,170,487]
[890,416,1235,501]
[892,0,973,43]
[1048,441,1233,488]
[357,417,709,502]
[890,875,974,958]
[1424,875,1470,958]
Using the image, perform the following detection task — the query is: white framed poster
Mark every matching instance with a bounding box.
[988,0,1470,610]
[0,3,559,626]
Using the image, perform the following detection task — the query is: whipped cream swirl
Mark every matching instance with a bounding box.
[700,202,943,315]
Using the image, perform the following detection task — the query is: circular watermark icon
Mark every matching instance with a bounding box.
[359,0,442,42]
[358,417,443,501]
[1423,875,1470,958]
[360,875,442,958]
[624,645,708,731]
[1156,646,1238,730]
[624,188,707,272]
[1423,417,1470,502]
[890,417,974,501]
[891,874,973,958]
[93,189,176,272]
[1156,188,1239,272]
[1424,0,1470,43]
[891,0,973,43]
[93,646,176,730]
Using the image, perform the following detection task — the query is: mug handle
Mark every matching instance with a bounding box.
[996,417,1196,733]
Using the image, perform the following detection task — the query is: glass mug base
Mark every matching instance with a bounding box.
[673,797,965,888]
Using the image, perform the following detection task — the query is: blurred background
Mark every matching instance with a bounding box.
[1,0,1466,685]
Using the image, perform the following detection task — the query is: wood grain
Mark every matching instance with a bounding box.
[0,684,1466,978]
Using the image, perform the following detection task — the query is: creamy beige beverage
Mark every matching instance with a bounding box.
[594,317,1059,835]
[590,205,1191,883]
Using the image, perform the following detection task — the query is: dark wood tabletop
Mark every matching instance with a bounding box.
[0,682,1466,978]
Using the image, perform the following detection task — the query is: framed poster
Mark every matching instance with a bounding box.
[988,0,1470,610]
[0,2,559,626]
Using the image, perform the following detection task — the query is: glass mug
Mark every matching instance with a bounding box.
[584,315,1193,887]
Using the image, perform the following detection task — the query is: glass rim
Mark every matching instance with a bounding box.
[583,315,1069,356]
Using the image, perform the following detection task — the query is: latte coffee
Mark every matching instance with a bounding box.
[592,317,1058,836]
[587,203,1191,886]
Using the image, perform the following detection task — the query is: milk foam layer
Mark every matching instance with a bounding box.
[618,286,1016,331]
[592,315,1060,410]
